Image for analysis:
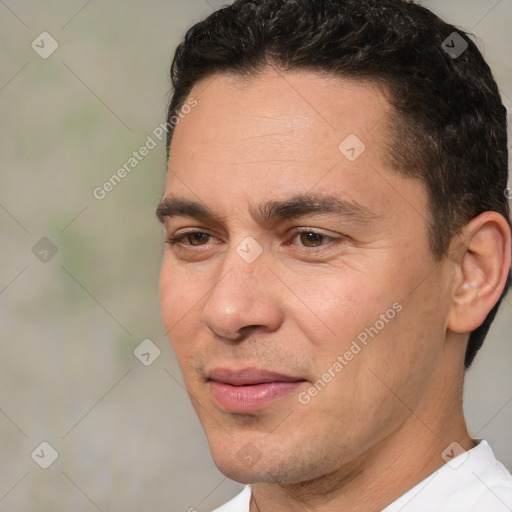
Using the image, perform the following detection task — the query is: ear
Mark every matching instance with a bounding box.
[447,212,511,333]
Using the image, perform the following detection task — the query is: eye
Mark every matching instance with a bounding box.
[290,229,337,248]
[166,231,214,247]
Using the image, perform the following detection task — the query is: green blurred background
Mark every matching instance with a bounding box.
[0,1,511,510]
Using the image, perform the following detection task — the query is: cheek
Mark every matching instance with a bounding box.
[286,249,440,379]
[159,262,178,331]
[159,260,202,343]
[159,263,206,385]
[291,269,393,350]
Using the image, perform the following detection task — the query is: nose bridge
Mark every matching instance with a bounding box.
[201,239,282,338]
[208,238,268,306]
[216,234,268,290]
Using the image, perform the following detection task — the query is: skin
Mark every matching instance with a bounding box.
[158,68,511,512]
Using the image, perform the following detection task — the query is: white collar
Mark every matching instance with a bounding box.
[383,439,512,511]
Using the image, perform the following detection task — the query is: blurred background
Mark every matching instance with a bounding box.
[0,0,511,510]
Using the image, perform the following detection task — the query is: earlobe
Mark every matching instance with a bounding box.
[447,212,511,334]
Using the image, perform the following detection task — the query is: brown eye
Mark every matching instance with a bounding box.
[187,232,210,245]
[299,231,326,247]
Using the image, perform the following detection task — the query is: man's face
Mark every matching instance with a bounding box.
[158,69,453,484]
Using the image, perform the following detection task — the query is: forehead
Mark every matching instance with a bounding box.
[165,68,427,226]
[170,68,390,163]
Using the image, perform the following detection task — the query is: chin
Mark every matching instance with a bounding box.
[212,460,260,484]
[207,435,321,486]
[211,457,289,485]
[207,436,280,483]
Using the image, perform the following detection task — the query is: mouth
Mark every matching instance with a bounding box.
[206,367,308,413]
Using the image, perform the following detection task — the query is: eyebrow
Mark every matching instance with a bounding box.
[156,193,377,225]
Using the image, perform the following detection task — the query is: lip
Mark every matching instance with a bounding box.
[207,367,307,413]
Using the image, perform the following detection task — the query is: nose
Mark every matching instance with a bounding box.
[201,245,284,341]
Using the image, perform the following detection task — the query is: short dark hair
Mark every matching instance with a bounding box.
[165,0,511,368]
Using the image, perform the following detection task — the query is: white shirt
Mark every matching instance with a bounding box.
[211,440,512,511]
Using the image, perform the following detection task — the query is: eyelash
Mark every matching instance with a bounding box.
[165,231,214,248]
[165,228,342,251]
